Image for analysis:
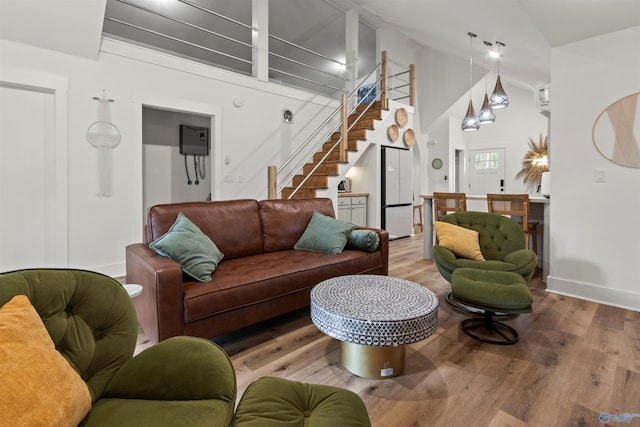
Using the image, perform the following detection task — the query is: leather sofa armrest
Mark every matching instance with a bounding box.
[105,336,236,408]
[126,243,184,343]
[355,226,389,275]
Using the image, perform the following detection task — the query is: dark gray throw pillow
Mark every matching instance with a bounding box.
[149,212,224,281]
[347,230,380,252]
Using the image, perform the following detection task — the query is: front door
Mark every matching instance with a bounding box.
[468,148,505,194]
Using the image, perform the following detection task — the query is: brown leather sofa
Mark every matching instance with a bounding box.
[126,198,388,343]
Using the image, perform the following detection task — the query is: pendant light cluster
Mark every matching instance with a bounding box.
[461,33,509,132]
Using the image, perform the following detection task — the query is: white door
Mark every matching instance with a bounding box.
[0,85,56,269]
[384,147,400,205]
[398,148,413,204]
[468,148,506,195]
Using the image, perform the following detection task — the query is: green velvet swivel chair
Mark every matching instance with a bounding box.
[432,212,537,342]
[0,269,237,427]
[0,269,372,427]
[433,211,538,282]
[433,211,537,312]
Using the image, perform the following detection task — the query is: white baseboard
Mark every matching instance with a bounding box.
[546,275,640,312]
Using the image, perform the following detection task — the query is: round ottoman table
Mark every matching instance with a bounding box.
[310,275,438,379]
[451,268,533,345]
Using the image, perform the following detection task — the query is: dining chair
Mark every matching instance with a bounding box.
[433,192,467,221]
[487,193,538,253]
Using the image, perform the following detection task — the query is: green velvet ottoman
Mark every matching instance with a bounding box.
[451,268,533,345]
[232,376,371,427]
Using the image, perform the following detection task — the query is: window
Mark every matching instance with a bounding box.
[474,152,500,169]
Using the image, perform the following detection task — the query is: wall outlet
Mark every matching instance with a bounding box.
[223,175,235,183]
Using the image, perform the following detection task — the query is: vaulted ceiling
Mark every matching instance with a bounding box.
[1,0,639,91]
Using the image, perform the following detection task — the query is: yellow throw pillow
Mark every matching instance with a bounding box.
[0,295,92,427]
[435,221,486,261]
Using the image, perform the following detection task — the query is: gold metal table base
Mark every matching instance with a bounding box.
[341,341,405,379]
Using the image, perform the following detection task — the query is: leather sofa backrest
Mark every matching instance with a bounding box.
[147,200,264,260]
[260,198,335,252]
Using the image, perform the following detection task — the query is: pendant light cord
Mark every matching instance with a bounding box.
[468,33,476,101]
[484,41,491,92]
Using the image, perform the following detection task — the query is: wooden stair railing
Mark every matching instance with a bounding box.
[280,100,385,199]
[269,51,414,200]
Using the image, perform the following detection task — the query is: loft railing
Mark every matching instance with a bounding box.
[267,51,415,199]
[104,0,349,94]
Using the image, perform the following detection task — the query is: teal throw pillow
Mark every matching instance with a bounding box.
[149,212,224,282]
[347,230,380,252]
[294,210,356,255]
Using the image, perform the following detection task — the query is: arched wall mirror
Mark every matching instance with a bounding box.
[592,92,640,168]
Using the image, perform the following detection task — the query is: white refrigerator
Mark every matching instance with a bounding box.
[381,146,413,240]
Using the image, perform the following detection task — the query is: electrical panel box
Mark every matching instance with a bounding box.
[180,125,209,156]
[535,84,550,111]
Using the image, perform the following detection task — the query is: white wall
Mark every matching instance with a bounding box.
[458,83,549,194]
[547,26,640,311]
[416,47,474,132]
[377,28,431,198]
[0,37,338,276]
[423,78,548,195]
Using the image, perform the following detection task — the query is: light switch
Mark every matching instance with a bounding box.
[595,168,606,182]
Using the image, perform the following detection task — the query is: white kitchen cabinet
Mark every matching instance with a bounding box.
[337,195,368,226]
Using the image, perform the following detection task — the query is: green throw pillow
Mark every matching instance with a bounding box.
[294,210,356,255]
[150,212,224,281]
[347,230,380,252]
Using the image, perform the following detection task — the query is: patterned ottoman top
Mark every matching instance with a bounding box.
[310,275,439,347]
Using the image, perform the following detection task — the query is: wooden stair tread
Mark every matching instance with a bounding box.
[282,98,391,200]
[293,174,329,187]
[322,141,359,152]
[281,187,319,199]
[348,108,383,125]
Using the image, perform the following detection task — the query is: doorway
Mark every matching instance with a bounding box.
[454,149,465,192]
[0,71,68,270]
[142,107,213,215]
[134,97,222,241]
[468,148,506,195]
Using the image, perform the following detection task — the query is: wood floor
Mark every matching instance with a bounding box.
[137,232,640,427]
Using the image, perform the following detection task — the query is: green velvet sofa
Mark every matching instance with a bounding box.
[432,211,538,282]
[0,269,371,427]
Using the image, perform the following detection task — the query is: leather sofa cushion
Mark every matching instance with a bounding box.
[148,200,264,260]
[182,249,382,323]
[260,198,335,252]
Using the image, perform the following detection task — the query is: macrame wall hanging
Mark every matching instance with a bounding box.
[85,91,121,197]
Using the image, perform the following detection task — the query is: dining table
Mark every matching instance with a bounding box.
[420,194,550,282]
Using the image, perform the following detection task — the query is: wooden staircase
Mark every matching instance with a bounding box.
[281,101,385,199]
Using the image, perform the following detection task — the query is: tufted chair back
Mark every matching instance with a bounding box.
[0,269,137,402]
[439,211,526,261]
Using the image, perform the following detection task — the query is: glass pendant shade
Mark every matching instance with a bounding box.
[461,32,479,132]
[461,99,479,131]
[478,41,495,124]
[478,93,495,124]
[490,75,509,109]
